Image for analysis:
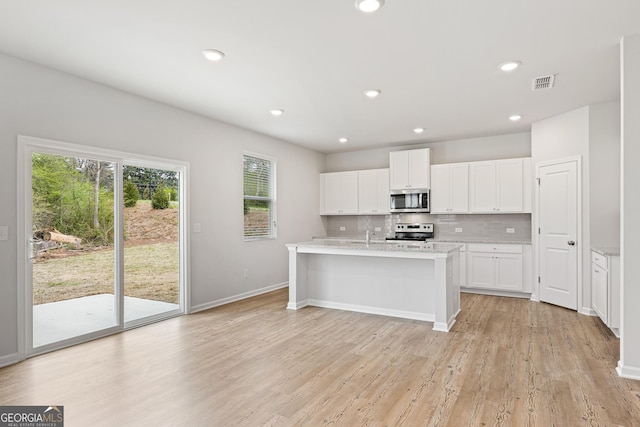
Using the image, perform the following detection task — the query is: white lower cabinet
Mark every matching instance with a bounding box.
[465,243,527,293]
[591,250,620,335]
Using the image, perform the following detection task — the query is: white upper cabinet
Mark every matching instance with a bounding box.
[389,148,431,190]
[358,169,390,215]
[430,163,469,213]
[320,171,358,215]
[469,158,531,213]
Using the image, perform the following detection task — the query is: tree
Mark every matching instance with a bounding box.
[124,180,139,207]
[152,183,170,209]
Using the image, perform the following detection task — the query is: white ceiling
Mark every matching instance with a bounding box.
[1,1,639,154]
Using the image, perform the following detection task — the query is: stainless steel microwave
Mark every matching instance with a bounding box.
[390,189,430,213]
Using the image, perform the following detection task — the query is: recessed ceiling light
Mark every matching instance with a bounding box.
[355,0,385,13]
[509,114,522,121]
[413,127,425,134]
[270,109,284,116]
[499,61,521,72]
[338,137,349,144]
[364,89,381,98]
[202,49,225,62]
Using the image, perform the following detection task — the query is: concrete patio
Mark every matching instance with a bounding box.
[33,294,179,347]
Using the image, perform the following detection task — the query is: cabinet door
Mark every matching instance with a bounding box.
[357,169,389,214]
[592,263,608,323]
[430,164,451,213]
[466,252,495,288]
[375,169,390,213]
[323,172,358,214]
[450,163,469,213]
[469,161,497,213]
[340,172,359,214]
[408,148,430,189]
[389,151,409,190]
[496,159,524,212]
[323,173,342,214]
[459,249,467,287]
[358,170,377,213]
[494,253,523,291]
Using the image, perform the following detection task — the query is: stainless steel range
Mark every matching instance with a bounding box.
[386,223,434,242]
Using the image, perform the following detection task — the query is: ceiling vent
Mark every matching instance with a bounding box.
[532,74,556,90]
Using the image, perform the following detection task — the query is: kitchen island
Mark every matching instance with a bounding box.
[286,240,462,332]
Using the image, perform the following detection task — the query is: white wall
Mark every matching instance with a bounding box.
[619,34,640,380]
[0,53,325,364]
[589,102,621,247]
[325,133,531,172]
[531,104,620,315]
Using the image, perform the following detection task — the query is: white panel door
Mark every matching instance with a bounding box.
[538,160,578,310]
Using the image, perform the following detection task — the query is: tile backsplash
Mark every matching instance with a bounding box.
[325,213,532,241]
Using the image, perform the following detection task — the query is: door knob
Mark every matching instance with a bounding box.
[568,240,576,246]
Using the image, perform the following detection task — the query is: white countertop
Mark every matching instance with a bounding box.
[314,236,532,245]
[287,239,463,256]
[592,247,620,257]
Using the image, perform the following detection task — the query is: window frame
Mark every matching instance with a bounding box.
[243,151,277,241]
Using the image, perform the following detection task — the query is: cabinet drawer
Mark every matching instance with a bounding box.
[591,251,608,270]
[466,243,523,254]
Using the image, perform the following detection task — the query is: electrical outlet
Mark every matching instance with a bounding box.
[0,226,7,241]
[374,227,381,232]
[339,226,346,231]
[455,228,462,233]
[243,269,249,278]
[506,228,515,234]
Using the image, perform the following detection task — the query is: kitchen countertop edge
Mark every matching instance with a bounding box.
[592,246,620,257]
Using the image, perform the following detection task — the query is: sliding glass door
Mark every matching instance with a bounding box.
[31,153,118,349]
[20,136,187,356]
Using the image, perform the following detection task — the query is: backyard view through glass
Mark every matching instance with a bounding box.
[31,153,180,347]
[123,165,179,323]
[243,154,276,239]
[32,153,117,347]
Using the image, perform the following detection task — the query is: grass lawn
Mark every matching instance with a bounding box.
[33,242,179,305]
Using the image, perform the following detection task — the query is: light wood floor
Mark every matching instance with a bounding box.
[1,289,639,426]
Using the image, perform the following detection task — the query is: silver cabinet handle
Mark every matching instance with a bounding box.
[568,240,576,246]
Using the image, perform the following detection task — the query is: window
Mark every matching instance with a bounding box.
[243,152,276,239]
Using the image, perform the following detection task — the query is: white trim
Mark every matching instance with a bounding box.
[17,134,190,359]
[460,288,531,299]
[190,282,288,313]
[616,361,640,381]
[534,156,583,311]
[307,299,436,323]
[0,352,21,369]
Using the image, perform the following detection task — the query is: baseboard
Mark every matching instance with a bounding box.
[579,306,597,316]
[460,287,531,299]
[286,300,308,310]
[307,299,435,323]
[190,282,288,313]
[616,360,640,381]
[0,352,21,368]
